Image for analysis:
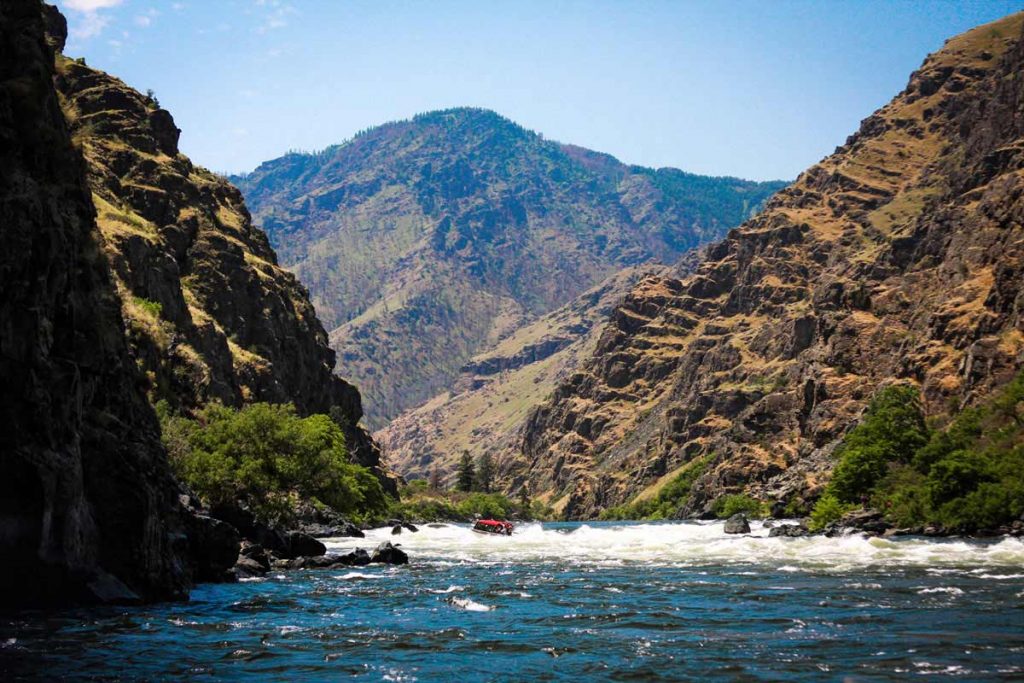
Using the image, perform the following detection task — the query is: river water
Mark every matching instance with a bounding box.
[3,521,1023,681]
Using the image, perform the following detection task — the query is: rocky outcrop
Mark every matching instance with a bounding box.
[520,12,1024,519]
[52,38,386,479]
[378,266,664,483]
[234,109,785,427]
[0,0,190,605]
[186,515,241,583]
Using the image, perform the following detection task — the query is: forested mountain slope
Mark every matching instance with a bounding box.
[234,110,784,425]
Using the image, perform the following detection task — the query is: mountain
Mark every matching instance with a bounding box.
[377,265,660,482]
[0,1,391,606]
[233,110,785,426]
[512,12,1024,518]
[0,1,191,605]
[51,22,382,474]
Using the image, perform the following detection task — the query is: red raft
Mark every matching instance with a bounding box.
[472,519,514,536]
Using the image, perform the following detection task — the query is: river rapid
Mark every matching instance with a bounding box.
[3,520,1023,681]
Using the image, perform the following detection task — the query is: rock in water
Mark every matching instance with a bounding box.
[233,556,268,580]
[341,549,372,567]
[392,525,403,535]
[287,532,326,558]
[187,515,241,583]
[769,524,808,538]
[724,514,751,535]
[370,542,409,565]
[239,541,271,572]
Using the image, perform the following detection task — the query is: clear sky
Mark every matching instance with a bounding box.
[56,0,1020,180]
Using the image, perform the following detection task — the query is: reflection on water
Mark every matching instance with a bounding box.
[3,521,1023,681]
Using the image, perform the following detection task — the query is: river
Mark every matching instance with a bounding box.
[3,520,1023,680]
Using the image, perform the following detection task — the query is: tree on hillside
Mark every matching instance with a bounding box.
[428,464,442,491]
[518,484,531,513]
[827,384,929,503]
[476,452,495,493]
[456,451,476,492]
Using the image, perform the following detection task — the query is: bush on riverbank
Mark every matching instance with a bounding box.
[598,456,709,520]
[711,494,768,519]
[160,402,389,524]
[811,375,1024,531]
[383,481,553,523]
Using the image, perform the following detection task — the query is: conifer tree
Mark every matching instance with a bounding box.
[456,451,476,492]
[476,452,494,493]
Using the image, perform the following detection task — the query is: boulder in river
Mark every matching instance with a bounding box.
[300,521,365,538]
[723,513,751,534]
[370,542,409,565]
[239,540,270,571]
[768,524,808,538]
[233,556,268,579]
[287,555,342,570]
[339,549,372,566]
[209,502,289,555]
[392,524,403,535]
[187,514,241,583]
[287,531,326,558]
[839,508,891,534]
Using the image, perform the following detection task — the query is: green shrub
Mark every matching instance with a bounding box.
[456,492,515,519]
[808,493,855,531]
[163,402,388,523]
[824,375,1024,531]
[133,296,163,319]
[871,464,929,527]
[598,457,708,521]
[711,494,766,519]
[381,487,551,524]
[828,384,928,503]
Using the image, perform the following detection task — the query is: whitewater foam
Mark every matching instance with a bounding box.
[448,597,493,612]
[323,521,1024,572]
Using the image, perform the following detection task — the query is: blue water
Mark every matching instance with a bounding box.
[3,521,1023,681]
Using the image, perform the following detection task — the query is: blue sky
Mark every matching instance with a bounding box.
[56,0,1019,180]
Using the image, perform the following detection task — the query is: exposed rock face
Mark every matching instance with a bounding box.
[186,515,241,583]
[520,13,1024,519]
[50,25,385,477]
[378,266,664,482]
[234,109,785,426]
[0,0,189,605]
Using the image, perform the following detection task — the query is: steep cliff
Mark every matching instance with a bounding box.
[0,0,189,605]
[234,111,785,426]
[52,33,382,471]
[518,13,1024,518]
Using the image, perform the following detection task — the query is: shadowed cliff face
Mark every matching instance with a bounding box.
[519,13,1024,519]
[234,111,785,427]
[0,0,189,605]
[51,34,385,475]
